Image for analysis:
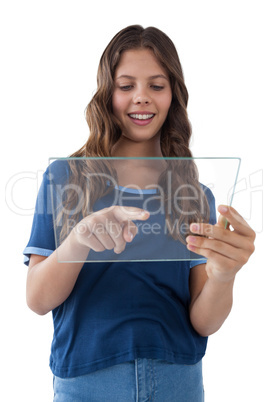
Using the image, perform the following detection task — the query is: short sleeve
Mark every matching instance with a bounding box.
[189,186,217,269]
[23,169,55,266]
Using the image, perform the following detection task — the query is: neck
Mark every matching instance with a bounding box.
[111,136,163,158]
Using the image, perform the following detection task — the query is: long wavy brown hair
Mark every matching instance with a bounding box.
[57,25,209,244]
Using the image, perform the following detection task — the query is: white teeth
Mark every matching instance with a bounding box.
[129,114,154,120]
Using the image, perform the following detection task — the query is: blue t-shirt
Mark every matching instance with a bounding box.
[23,160,216,378]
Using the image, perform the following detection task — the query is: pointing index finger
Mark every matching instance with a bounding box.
[113,206,150,223]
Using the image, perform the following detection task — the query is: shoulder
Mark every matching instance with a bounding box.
[199,183,215,202]
[45,159,71,185]
[199,183,217,224]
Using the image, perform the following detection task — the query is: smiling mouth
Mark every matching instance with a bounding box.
[128,113,155,120]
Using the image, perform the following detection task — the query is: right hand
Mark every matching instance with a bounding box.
[72,206,150,254]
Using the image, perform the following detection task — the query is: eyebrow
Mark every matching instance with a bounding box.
[116,74,169,81]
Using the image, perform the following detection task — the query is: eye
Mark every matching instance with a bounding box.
[119,85,133,91]
[151,85,164,91]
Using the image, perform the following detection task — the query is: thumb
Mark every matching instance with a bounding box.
[216,213,230,229]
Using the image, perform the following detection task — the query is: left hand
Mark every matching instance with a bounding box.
[186,205,256,282]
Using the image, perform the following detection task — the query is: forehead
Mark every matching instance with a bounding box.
[114,48,167,77]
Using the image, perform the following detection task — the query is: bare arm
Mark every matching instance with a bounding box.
[26,231,89,315]
[188,205,255,337]
[189,264,234,337]
[26,206,149,315]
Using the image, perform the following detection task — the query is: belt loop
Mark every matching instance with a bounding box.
[135,359,139,402]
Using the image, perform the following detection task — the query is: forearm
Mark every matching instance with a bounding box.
[189,276,235,337]
[26,231,90,315]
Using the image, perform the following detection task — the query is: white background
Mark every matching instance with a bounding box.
[1,1,267,401]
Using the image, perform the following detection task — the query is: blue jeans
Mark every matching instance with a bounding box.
[53,358,204,401]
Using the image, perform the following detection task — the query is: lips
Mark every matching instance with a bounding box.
[127,112,155,126]
[128,113,155,120]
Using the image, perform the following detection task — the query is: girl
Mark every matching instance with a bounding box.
[24,25,255,401]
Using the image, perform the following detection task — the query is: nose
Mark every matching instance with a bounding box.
[133,87,151,105]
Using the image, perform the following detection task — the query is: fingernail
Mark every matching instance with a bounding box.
[141,210,149,216]
[219,205,228,214]
[187,236,196,243]
[129,233,133,240]
[190,224,199,232]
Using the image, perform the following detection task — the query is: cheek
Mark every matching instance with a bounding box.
[159,93,172,116]
[112,92,126,118]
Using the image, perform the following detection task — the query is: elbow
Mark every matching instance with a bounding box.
[26,292,50,316]
[191,319,225,337]
[26,272,51,316]
[194,327,217,337]
[26,299,48,316]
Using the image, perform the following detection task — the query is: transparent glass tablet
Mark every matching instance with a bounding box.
[48,157,241,263]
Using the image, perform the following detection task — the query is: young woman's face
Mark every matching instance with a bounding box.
[112,48,172,146]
